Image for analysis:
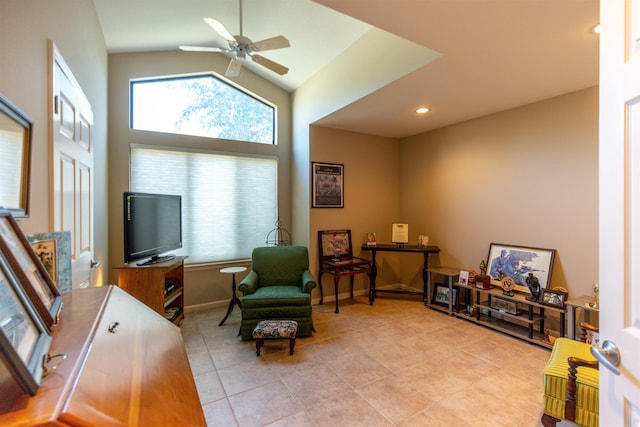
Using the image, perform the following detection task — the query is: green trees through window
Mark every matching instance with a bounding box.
[130,74,275,144]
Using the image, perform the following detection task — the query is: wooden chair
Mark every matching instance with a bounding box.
[541,322,599,427]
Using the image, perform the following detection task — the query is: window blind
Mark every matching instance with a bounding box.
[130,145,278,264]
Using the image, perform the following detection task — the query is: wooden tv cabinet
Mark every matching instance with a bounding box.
[116,256,187,325]
[0,285,205,426]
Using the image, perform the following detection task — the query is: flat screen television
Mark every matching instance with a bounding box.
[123,192,182,266]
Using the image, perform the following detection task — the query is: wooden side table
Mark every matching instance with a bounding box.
[426,267,461,314]
[566,295,599,339]
[218,266,247,326]
[318,257,372,313]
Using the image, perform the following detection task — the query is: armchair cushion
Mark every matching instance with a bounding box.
[238,246,316,340]
[542,337,599,427]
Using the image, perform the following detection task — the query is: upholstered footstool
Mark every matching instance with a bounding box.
[252,320,298,356]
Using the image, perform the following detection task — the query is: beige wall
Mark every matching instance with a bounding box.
[0,1,109,285]
[400,87,599,298]
[0,2,598,315]
[308,88,597,331]
[106,50,292,307]
[309,126,402,301]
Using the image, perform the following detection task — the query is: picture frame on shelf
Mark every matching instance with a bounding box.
[391,223,409,245]
[458,270,469,286]
[27,231,72,294]
[311,162,344,208]
[486,243,555,294]
[0,94,33,219]
[318,229,353,260]
[29,239,56,288]
[0,209,62,329]
[490,296,521,315]
[0,251,52,396]
[540,288,567,308]
[433,283,458,307]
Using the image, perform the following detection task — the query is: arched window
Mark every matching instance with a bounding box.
[130,73,275,144]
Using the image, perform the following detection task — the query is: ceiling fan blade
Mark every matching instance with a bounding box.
[226,58,242,77]
[179,45,224,52]
[204,17,236,42]
[252,35,290,52]
[252,55,289,75]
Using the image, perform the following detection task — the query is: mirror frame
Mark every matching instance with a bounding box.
[0,93,32,218]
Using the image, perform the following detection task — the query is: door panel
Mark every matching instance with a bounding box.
[50,42,95,289]
[599,0,640,424]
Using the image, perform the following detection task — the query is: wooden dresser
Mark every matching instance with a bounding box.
[0,285,205,426]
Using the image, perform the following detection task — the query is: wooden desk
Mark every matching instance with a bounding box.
[318,257,372,313]
[0,286,205,426]
[360,244,440,305]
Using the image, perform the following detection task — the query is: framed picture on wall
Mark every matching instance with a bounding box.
[311,162,344,208]
[0,93,33,219]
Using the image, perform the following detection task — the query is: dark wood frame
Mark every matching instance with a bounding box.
[318,229,353,260]
[486,243,556,294]
[0,93,32,218]
[0,251,52,396]
[540,288,567,308]
[0,209,62,329]
[311,162,344,208]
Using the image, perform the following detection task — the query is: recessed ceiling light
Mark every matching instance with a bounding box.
[416,107,430,114]
[591,24,601,34]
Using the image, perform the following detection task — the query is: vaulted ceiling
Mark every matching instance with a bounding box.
[93,0,599,138]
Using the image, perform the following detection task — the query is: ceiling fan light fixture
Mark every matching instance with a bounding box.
[415,107,430,114]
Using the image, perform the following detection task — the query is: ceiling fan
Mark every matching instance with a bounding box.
[179,0,290,77]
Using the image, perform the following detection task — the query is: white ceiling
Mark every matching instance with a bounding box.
[92,0,599,139]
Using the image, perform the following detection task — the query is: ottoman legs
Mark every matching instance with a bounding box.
[254,337,296,356]
[252,320,298,357]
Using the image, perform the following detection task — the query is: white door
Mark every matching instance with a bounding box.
[50,42,96,289]
[598,0,640,424]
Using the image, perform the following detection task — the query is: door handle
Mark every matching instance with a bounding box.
[90,260,101,269]
[591,340,621,375]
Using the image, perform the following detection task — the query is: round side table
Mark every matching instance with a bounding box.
[218,266,247,326]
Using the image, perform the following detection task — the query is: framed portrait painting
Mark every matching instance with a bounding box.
[486,243,555,294]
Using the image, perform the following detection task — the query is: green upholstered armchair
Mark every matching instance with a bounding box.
[238,246,316,340]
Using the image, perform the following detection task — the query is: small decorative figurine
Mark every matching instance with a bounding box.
[501,277,515,296]
[525,272,541,302]
[465,305,475,317]
[542,328,556,345]
[479,260,487,277]
[468,269,477,285]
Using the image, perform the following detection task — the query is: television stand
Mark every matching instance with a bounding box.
[137,254,176,266]
[116,256,187,326]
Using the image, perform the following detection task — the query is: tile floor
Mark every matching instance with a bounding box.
[181,296,577,427]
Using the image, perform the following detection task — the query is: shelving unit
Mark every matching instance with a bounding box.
[454,283,566,349]
[116,256,187,326]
